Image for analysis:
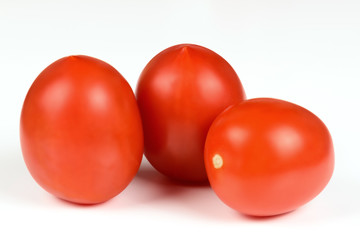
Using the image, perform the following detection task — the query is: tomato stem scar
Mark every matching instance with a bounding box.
[212,154,223,169]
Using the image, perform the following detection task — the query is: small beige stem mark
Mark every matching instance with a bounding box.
[212,154,223,169]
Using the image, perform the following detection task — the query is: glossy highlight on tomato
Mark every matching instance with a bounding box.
[20,55,143,204]
[136,44,246,182]
[204,98,334,216]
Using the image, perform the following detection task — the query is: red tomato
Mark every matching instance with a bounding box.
[204,98,334,216]
[136,44,246,182]
[20,55,143,204]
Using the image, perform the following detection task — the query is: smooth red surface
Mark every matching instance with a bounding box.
[20,55,143,204]
[136,44,245,182]
[204,98,334,216]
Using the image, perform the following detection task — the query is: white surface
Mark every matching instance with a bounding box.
[1,0,359,239]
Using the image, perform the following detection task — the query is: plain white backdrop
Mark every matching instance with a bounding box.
[0,0,359,239]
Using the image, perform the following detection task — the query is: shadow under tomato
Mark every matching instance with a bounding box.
[52,196,106,208]
[4,151,358,224]
[112,158,360,223]
[239,210,296,222]
[135,162,210,187]
[112,161,207,207]
[49,160,187,209]
[105,158,240,221]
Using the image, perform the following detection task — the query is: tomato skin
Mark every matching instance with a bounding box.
[136,44,246,182]
[204,98,334,216]
[20,55,143,204]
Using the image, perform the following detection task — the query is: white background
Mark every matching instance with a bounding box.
[1,0,359,239]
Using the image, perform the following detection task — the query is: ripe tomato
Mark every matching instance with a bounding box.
[204,98,334,216]
[20,55,143,204]
[136,44,246,182]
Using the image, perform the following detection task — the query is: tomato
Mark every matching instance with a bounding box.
[136,44,246,182]
[20,55,143,204]
[204,98,334,216]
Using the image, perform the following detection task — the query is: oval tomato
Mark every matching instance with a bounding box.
[20,55,143,204]
[136,44,246,182]
[204,98,334,216]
